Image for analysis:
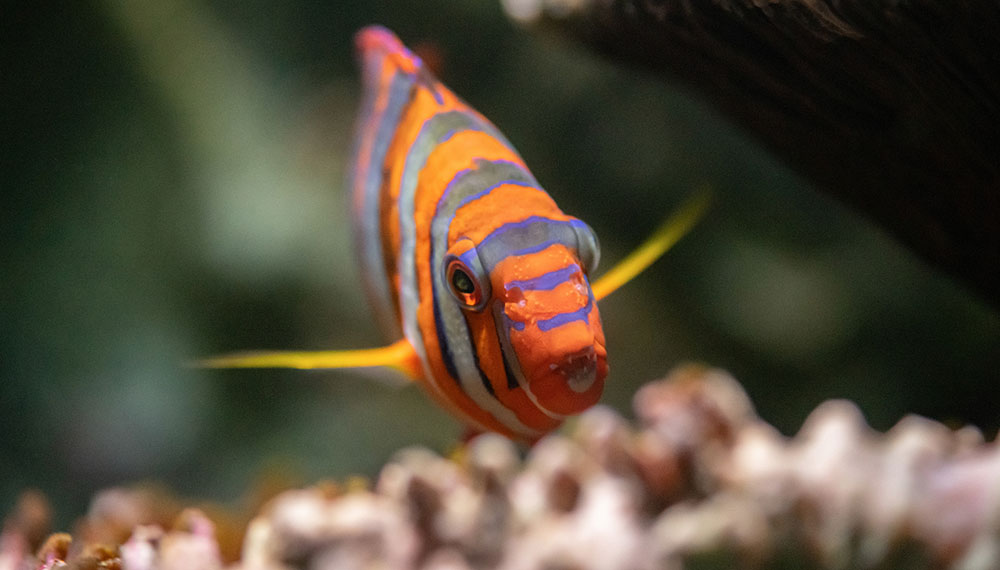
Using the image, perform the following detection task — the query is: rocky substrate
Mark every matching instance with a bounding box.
[3,366,999,570]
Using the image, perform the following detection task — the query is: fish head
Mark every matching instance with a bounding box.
[443,218,606,418]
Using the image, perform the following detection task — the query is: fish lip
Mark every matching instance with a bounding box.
[594,333,607,357]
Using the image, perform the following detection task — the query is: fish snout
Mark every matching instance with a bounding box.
[528,342,608,416]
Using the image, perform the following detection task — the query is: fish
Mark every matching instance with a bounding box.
[200,26,710,440]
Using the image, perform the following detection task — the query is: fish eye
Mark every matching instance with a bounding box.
[451,266,475,295]
[444,256,489,311]
[443,239,492,311]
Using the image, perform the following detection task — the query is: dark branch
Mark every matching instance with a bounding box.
[505,0,1000,306]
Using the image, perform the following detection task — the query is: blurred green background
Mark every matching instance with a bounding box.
[4,0,998,527]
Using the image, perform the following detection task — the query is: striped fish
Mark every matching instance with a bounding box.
[202,26,709,440]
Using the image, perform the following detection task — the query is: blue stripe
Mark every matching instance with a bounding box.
[506,240,560,258]
[439,128,464,144]
[472,217,589,270]
[480,216,588,245]
[458,247,484,268]
[397,110,485,369]
[427,159,536,398]
[435,166,536,226]
[506,315,526,331]
[436,167,473,213]
[432,160,534,226]
[459,234,573,271]
[432,300,461,381]
[430,83,445,105]
[455,179,537,211]
[506,265,579,292]
[537,293,594,332]
[493,302,527,392]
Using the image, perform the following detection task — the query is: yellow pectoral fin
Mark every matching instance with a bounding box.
[591,188,712,302]
[195,338,422,379]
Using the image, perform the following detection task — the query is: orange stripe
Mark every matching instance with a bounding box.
[411,131,535,434]
[491,245,587,327]
[465,309,563,433]
[448,186,571,245]
[491,243,579,282]
[379,85,465,301]
[447,184,556,243]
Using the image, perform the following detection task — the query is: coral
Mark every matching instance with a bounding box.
[3,366,999,569]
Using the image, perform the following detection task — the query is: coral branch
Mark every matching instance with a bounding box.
[3,367,999,569]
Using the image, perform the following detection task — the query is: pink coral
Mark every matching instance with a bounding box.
[5,367,1000,569]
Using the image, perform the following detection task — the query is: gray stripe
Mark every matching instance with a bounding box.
[351,66,415,340]
[491,300,564,420]
[475,218,586,273]
[430,162,536,373]
[397,110,487,379]
[430,161,549,436]
[397,112,543,437]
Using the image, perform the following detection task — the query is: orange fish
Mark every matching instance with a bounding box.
[201,26,709,440]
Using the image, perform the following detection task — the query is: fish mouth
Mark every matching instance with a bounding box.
[556,346,599,394]
[493,299,608,416]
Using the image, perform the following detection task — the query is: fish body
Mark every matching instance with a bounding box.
[200,26,710,442]
[350,26,605,439]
